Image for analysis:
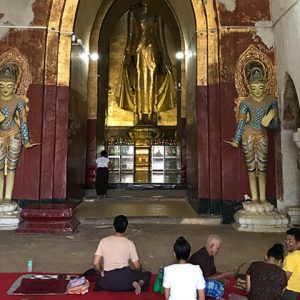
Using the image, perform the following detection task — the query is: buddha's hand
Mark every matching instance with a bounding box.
[24,142,41,149]
[262,109,276,127]
[223,140,239,148]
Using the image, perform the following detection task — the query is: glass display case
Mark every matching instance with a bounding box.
[151,145,181,172]
[108,145,120,172]
[151,145,164,171]
[164,145,181,171]
[120,145,134,172]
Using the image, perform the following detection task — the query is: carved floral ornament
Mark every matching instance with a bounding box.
[0,47,32,96]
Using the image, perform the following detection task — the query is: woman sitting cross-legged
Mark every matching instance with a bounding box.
[163,236,206,300]
[246,243,287,300]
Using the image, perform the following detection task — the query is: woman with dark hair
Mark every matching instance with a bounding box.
[246,243,287,300]
[95,150,113,199]
[163,236,205,300]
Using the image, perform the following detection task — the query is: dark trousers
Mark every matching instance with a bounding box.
[94,267,151,292]
[95,167,109,196]
[281,289,299,300]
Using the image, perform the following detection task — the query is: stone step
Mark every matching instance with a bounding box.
[83,196,188,202]
[85,188,187,198]
[78,216,222,226]
[75,197,222,226]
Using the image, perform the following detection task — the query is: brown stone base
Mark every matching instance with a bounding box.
[16,203,80,234]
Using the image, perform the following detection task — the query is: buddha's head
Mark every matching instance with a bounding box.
[0,64,18,100]
[132,1,150,21]
[247,66,267,101]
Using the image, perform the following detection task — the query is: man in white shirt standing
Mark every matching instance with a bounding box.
[93,215,151,294]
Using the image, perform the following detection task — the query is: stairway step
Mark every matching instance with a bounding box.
[85,188,187,198]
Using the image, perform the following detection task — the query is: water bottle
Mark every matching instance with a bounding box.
[159,266,164,294]
[27,259,33,272]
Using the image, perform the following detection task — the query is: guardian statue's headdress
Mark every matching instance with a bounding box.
[0,63,19,83]
[245,61,266,85]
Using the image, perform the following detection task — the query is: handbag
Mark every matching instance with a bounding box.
[153,267,164,294]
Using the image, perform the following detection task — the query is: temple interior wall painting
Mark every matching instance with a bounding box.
[0,0,299,221]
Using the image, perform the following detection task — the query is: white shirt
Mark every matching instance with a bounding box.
[96,157,110,168]
[163,263,206,300]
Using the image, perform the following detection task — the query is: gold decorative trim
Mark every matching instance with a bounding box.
[0,47,32,96]
[235,45,277,97]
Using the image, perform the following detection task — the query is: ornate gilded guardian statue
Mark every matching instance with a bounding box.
[226,65,280,204]
[115,1,176,125]
[0,63,34,203]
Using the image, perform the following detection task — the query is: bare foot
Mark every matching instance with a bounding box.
[132,280,143,295]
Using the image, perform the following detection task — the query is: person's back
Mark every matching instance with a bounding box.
[247,261,286,300]
[95,235,138,271]
[163,236,205,300]
[96,156,109,168]
[93,215,151,294]
[246,243,287,300]
[164,263,204,300]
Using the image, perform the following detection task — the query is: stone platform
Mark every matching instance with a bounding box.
[234,201,289,232]
[0,202,21,230]
[16,203,80,234]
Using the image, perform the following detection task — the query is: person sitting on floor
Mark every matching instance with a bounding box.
[188,234,240,299]
[163,236,206,300]
[93,214,151,294]
[246,243,287,300]
[282,227,300,300]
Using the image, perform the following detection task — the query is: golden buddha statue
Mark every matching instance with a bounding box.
[115,1,176,125]
[226,66,280,203]
[0,63,34,202]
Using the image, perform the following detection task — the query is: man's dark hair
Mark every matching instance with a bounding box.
[267,243,284,261]
[173,236,191,260]
[113,215,128,233]
[100,150,108,157]
[286,228,300,242]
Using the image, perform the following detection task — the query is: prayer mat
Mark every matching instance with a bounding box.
[7,274,71,295]
[1,273,165,299]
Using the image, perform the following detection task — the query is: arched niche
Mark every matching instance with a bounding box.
[282,73,300,130]
[280,73,300,211]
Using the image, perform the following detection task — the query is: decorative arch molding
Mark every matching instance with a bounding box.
[44,0,66,85]
[46,0,213,88]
